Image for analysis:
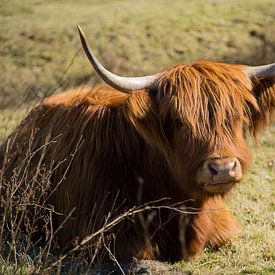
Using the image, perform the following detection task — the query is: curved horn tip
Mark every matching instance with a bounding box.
[76,25,84,36]
[76,25,87,44]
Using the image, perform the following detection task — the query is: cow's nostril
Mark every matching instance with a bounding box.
[232,160,237,171]
[208,163,218,176]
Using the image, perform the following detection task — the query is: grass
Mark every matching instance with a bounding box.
[0,0,274,274]
[0,0,274,108]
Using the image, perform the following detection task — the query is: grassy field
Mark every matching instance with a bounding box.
[0,0,274,274]
[1,0,275,109]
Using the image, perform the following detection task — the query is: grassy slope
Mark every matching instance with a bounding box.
[0,0,274,274]
[0,0,274,108]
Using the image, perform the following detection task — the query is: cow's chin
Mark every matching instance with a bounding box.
[202,181,237,194]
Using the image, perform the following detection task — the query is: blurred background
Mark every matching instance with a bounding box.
[0,0,274,109]
[0,1,274,273]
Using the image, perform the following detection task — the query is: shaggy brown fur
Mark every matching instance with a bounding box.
[0,61,274,261]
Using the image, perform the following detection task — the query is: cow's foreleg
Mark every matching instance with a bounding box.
[184,197,241,259]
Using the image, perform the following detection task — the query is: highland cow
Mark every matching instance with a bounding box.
[0,26,274,261]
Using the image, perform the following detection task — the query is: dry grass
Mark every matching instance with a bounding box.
[0,137,195,274]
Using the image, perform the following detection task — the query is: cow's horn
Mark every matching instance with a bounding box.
[246,63,275,78]
[77,25,158,93]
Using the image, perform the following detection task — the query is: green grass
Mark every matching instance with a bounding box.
[0,0,274,108]
[0,0,274,274]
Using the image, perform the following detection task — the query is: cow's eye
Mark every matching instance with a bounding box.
[175,118,183,128]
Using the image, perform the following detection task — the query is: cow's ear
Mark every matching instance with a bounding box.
[249,77,275,136]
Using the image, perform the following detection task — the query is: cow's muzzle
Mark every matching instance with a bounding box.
[196,157,243,193]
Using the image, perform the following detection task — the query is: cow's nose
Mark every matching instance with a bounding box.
[207,157,241,182]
